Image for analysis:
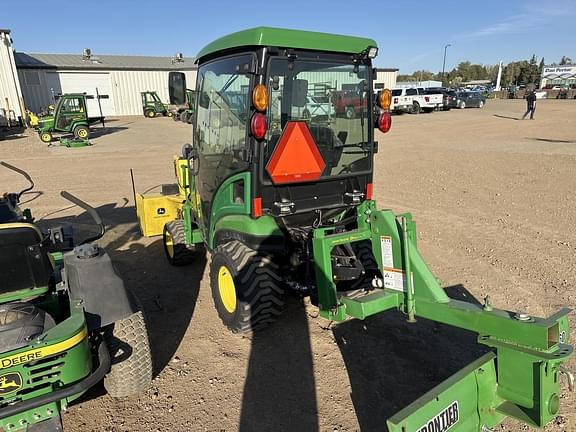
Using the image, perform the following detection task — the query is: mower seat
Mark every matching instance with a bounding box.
[0,223,53,295]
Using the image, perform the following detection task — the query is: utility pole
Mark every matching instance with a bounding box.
[442,44,451,86]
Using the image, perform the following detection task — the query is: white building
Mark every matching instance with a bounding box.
[0,29,25,125]
[16,52,197,117]
[373,68,398,90]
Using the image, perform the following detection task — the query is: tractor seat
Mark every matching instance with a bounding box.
[0,302,56,354]
[0,223,53,295]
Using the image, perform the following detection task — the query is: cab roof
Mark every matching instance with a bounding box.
[196,27,378,62]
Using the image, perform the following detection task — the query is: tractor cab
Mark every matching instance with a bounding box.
[167,27,391,234]
[37,93,91,143]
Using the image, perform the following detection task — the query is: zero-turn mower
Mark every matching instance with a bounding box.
[135,27,573,431]
[0,162,152,431]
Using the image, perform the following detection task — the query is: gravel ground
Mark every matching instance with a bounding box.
[1,98,574,432]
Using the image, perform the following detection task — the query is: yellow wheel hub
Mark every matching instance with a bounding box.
[164,230,174,258]
[218,266,237,313]
[78,129,88,138]
[41,133,51,142]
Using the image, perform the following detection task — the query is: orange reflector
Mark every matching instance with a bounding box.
[252,84,268,111]
[252,197,262,217]
[379,89,392,110]
[266,121,325,185]
[366,183,373,200]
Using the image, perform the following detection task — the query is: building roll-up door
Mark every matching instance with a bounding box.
[46,72,115,116]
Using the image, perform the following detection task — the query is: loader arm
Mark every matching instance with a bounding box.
[312,200,573,430]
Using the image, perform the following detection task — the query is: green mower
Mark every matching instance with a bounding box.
[141,91,172,118]
[136,27,574,431]
[36,94,103,144]
[0,162,152,431]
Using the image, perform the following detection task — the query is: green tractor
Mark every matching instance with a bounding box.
[170,89,197,123]
[141,91,172,118]
[36,94,103,144]
[136,27,573,431]
[0,162,152,431]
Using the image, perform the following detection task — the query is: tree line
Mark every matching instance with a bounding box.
[397,55,573,87]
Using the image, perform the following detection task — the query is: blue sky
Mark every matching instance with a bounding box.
[4,0,575,73]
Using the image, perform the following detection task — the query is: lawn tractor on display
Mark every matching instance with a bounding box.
[170,89,197,123]
[135,27,574,431]
[35,94,103,146]
[0,162,152,431]
[141,91,172,118]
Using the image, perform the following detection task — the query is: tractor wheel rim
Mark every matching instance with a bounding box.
[165,230,174,258]
[78,129,87,138]
[218,266,237,313]
[41,133,50,141]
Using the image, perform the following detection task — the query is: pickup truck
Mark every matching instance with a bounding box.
[392,88,443,114]
[390,89,413,114]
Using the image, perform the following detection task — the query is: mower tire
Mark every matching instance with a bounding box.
[73,125,89,140]
[39,131,52,143]
[145,109,156,118]
[210,240,285,333]
[103,311,153,398]
[163,220,199,266]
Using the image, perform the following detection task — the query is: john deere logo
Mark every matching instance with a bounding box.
[157,208,166,215]
[0,372,22,395]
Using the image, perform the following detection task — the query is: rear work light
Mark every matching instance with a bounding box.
[252,84,268,111]
[378,111,392,133]
[251,113,267,139]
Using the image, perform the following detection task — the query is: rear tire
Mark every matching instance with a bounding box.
[103,311,153,398]
[459,101,466,109]
[73,125,89,140]
[210,240,285,333]
[163,220,198,266]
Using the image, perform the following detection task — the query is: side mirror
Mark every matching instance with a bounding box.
[169,72,187,105]
[292,79,308,107]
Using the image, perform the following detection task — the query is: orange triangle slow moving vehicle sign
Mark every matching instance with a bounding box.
[266,121,326,185]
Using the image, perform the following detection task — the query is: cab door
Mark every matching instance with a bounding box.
[55,96,86,131]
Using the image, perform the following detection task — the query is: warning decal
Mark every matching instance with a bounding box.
[380,236,394,268]
[383,268,407,292]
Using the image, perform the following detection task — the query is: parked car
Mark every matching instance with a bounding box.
[390,89,413,114]
[391,88,442,114]
[331,90,366,118]
[293,95,336,118]
[422,87,456,111]
[455,91,486,108]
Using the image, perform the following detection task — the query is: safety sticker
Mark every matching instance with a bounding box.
[417,401,459,432]
[382,268,410,292]
[380,236,394,268]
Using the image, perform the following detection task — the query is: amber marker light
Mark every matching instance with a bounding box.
[252,84,269,111]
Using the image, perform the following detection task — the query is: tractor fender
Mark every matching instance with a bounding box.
[211,214,285,250]
[63,245,138,330]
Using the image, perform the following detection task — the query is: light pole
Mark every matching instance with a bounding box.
[442,44,451,86]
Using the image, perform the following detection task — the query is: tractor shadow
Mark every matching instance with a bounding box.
[40,202,206,401]
[333,285,488,432]
[88,126,129,139]
[239,297,319,432]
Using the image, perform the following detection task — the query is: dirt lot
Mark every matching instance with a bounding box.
[1,98,575,432]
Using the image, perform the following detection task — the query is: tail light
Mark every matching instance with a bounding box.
[366,183,373,200]
[393,97,398,104]
[251,113,267,139]
[425,96,430,102]
[252,197,262,217]
[378,111,392,133]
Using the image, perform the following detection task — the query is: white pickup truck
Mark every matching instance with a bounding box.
[391,88,443,114]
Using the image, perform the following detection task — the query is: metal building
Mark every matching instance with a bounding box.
[15,52,197,116]
[0,29,25,125]
[373,68,398,91]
